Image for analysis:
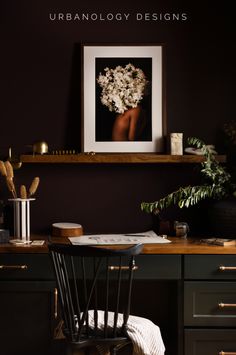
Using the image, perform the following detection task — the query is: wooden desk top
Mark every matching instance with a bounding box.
[1,236,236,254]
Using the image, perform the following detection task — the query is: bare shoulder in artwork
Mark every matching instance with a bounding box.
[112,106,147,141]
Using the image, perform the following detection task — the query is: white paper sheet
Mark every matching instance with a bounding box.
[69,230,171,245]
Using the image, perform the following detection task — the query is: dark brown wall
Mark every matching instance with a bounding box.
[0,1,235,234]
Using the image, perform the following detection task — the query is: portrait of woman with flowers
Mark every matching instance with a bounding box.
[82,45,163,153]
[96,58,152,142]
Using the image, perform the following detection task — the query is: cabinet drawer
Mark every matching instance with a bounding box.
[184,281,236,326]
[0,254,54,280]
[84,255,181,280]
[185,255,236,280]
[0,254,181,281]
[185,329,236,355]
[136,255,181,280]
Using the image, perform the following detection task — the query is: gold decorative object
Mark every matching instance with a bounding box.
[52,150,77,155]
[8,147,22,169]
[33,141,48,155]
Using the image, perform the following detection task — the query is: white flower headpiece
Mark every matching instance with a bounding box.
[97,63,148,114]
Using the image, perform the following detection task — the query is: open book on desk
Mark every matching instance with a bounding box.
[69,230,171,245]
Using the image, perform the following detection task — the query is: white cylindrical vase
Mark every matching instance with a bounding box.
[9,199,35,242]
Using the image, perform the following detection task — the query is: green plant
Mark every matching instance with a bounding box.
[141,137,236,214]
[223,120,236,182]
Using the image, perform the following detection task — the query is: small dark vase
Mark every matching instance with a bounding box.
[207,198,236,238]
[152,214,175,236]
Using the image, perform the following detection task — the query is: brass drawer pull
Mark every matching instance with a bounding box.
[0,265,28,270]
[54,288,58,319]
[108,265,138,271]
[219,352,236,355]
[219,266,236,271]
[218,302,236,308]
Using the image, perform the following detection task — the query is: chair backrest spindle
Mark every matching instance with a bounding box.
[123,256,136,328]
[113,256,122,337]
[93,257,98,336]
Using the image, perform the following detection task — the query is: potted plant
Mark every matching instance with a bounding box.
[223,120,236,183]
[0,160,40,240]
[141,137,236,236]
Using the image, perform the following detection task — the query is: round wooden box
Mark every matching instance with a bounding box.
[52,222,83,237]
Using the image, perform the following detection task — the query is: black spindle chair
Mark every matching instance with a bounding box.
[49,243,143,355]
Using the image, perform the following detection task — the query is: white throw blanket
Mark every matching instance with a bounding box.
[87,310,165,355]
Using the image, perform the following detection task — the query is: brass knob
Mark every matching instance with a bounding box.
[0,265,28,270]
[54,288,58,319]
[108,265,138,271]
[218,302,236,308]
[219,266,236,271]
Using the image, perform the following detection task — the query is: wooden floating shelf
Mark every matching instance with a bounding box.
[20,154,227,164]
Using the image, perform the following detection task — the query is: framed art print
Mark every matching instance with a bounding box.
[82,44,165,152]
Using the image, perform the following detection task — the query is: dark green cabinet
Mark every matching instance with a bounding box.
[0,254,57,355]
[0,253,181,355]
[1,252,235,355]
[0,281,56,355]
[184,255,236,355]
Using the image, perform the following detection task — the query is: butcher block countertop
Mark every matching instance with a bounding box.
[0,236,236,254]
